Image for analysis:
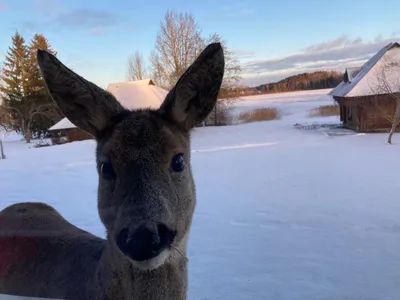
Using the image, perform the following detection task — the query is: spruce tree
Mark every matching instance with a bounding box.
[26,34,62,137]
[0,31,30,140]
[0,32,62,142]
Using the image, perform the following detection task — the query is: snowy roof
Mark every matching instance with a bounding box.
[105,79,167,110]
[48,117,76,131]
[49,79,168,131]
[329,42,400,98]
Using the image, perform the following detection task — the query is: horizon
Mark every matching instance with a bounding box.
[0,0,399,88]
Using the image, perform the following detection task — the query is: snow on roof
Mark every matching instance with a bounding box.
[49,79,168,131]
[329,42,400,98]
[105,79,166,110]
[48,117,76,131]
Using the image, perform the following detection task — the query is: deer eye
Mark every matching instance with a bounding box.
[100,163,116,180]
[171,153,185,172]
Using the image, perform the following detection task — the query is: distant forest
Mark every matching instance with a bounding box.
[235,71,344,97]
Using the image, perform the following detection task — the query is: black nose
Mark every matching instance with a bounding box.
[116,224,176,261]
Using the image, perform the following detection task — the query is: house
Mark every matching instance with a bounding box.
[329,42,400,132]
[48,79,168,144]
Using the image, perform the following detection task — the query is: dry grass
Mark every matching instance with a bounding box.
[309,105,340,118]
[239,107,282,123]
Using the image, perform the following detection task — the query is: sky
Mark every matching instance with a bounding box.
[0,0,399,88]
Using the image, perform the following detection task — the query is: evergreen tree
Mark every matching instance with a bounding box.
[0,31,30,138]
[0,32,62,142]
[26,34,62,137]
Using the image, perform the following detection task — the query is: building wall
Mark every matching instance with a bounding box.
[335,97,360,131]
[66,128,93,142]
[360,94,399,132]
[345,104,360,131]
[50,128,93,145]
[335,94,399,132]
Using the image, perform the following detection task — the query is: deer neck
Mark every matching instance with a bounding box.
[89,239,188,300]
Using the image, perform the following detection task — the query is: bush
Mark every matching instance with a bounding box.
[238,107,282,123]
[309,105,340,117]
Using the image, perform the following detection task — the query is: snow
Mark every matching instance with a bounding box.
[0,129,22,142]
[106,79,166,110]
[48,117,76,131]
[1,89,400,300]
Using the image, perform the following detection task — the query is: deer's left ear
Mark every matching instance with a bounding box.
[159,43,225,130]
[37,50,126,138]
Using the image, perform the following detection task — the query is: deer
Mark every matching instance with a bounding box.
[0,42,224,300]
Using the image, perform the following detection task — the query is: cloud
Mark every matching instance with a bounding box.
[20,3,119,35]
[31,0,64,16]
[231,49,256,60]
[53,9,117,30]
[242,35,400,86]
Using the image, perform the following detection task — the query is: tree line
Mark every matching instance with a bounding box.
[258,71,343,93]
[238,71,344,96]
[0,32,62,143]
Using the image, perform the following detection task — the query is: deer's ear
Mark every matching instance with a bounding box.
[36,50,126,138]
[159,43,225,130]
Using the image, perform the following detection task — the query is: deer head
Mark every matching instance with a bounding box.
[36,43,224,270]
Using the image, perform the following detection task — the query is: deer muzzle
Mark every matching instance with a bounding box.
[116,223,176,262]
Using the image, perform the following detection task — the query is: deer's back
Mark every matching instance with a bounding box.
[0,202,106,300]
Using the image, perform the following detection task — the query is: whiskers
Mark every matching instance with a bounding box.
[171,244,189,262]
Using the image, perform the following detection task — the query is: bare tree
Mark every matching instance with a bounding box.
[368,57,400,144]
[0,102,58,143]
[149,10,242,126]
[126,51,148,81]
[150,11,204,89]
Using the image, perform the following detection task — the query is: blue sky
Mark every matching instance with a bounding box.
[0,0,399,87]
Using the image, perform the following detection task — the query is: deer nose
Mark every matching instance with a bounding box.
[116,224,176,261]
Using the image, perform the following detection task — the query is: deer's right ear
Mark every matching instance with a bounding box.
[159,43,225,131]
[37,50,126,138]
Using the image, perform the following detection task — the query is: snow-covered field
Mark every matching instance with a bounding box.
[0,130,22,143]
[1,89,400,300]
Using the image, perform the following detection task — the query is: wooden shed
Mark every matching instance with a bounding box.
[48,79,168,144]
[329,42,400,132]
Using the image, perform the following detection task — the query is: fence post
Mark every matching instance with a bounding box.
[0,140,5,159]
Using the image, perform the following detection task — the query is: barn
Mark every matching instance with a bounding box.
[48,79,168,144]
[329,42,400,132]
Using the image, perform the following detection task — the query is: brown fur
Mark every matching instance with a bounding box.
[0,43,224,299]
